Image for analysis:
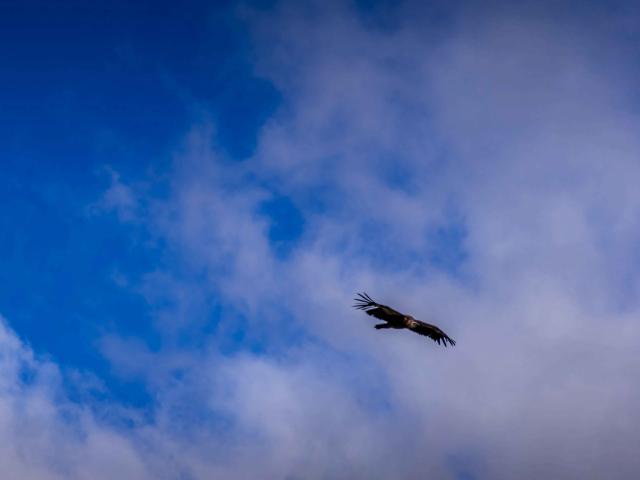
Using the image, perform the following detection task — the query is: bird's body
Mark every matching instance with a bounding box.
[353,292,456,347]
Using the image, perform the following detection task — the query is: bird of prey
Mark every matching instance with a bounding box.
[353,292,456,347]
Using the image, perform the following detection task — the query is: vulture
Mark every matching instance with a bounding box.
[353,292,456,347]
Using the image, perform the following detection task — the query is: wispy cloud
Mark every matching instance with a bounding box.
[91,166,140,222]
[0,317,150,479]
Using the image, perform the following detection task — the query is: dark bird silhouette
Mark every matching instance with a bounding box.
[353,292,456,347]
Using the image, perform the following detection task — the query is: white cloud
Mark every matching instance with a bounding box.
[172,2,640,477]
[0,317,150,480]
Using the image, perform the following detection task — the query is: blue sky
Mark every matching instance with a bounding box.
[3,1,640,479]
[1,0,280,403]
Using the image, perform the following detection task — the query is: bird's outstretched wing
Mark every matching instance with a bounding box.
[409,319,456,347]
[353,292,405,322]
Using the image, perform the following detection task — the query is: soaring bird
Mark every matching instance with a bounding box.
[353,292,456,347]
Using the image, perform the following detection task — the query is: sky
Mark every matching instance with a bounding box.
[2,0,640,478]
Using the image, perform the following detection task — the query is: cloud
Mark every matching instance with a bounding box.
[0,316,151,480]
[161,2,640,477]
[91,166,140,222]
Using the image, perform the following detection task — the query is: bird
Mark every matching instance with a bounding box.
[353,292,456,347]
